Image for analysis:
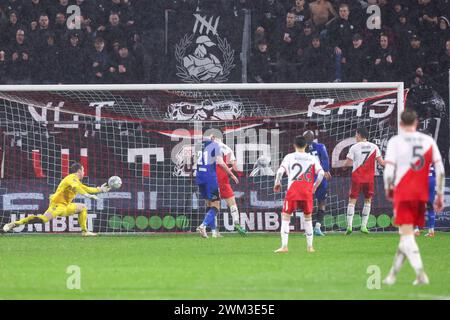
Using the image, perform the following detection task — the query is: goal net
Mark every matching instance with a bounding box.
[0,83,404,234]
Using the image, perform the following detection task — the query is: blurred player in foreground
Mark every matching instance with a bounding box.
[273,136,324,253]
[344,127,385,234]
[195,135,239,238]
[2,162,110,236]
[212,137,247,237]
[383,110,444,285]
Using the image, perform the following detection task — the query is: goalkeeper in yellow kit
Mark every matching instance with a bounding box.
[2,162,110,236]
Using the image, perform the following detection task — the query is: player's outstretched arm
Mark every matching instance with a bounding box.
[432,140,445,213]
[376,156,386,167]
[313,169,325,193]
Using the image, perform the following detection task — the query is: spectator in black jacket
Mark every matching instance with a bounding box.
[254,0,286,53]
[2,10,23,47]
[326,3,358,81]
[7,29,32,84]
[393,11,417,57]
[276,11,302,82]
[290,0,311,29]
[370,34,397,81]
[109,43,136,83]
[61,33,86,83]
[22,0,46,27]
[101,12,127,50]
[400,34,428,82]
[250,39,274,82]
[343,33,370,82]
[437,16,450,48]
[35,32,61,84]
[299,34,332,82]
[86,37,110,83]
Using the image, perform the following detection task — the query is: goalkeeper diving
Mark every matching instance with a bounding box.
[2,162,111,236]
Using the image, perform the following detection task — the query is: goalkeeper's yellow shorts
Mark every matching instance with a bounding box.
[44,202,78,219]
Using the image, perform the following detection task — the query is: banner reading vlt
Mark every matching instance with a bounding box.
[2,87,447,233]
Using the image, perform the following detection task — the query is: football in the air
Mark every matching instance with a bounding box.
[108,176,122,189]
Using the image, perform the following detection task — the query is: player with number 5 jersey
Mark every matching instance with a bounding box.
[273,136,324,253]
[383,110,445,286]
[344,127,385,235]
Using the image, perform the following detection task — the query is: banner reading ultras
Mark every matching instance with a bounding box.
[1,88,438,233]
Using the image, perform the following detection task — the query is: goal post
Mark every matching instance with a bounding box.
[0,82,404,234]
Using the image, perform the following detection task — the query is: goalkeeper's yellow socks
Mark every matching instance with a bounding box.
[79,207,88,232]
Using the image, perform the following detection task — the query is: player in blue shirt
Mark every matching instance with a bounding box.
[195,135,239,238]
[303,131,331,236]
[414,165,436,237]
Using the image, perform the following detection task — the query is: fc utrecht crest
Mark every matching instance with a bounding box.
[175,14,235,83]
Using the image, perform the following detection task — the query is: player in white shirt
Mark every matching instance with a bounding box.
[383,110,445,286]
[344,127,385,234]
[273,136,324,253]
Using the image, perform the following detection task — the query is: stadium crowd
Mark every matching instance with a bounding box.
[0,0,449,93]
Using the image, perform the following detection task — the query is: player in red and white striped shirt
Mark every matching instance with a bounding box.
[383,110,445,286]
[344,127,385,235]
[273,136,324,253]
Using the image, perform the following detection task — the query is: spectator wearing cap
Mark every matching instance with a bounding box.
[394,10,418,55]
[399,34,428,82]
[370,34,397,81]
[326,3,358,81]
[276,10,302,82]
[7,29,32,84]
[297,20,314,57]
[250,39,274,83]
[61,33,86,83]
[109,43,136,84]
[86,37,110,84]
[290,0,312,29]
[35,32,61,84]
[300,33,332,82]
[342,33,371,82]
[437,16,450,49]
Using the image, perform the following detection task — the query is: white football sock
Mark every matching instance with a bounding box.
[389,247,406,276]
[347,203,355,228]
[362,203,371,228]
[315,222,321,230]
[230,205,239,225]
[304,218,313,248]
[281,219,290,248]
[399,234,424,276]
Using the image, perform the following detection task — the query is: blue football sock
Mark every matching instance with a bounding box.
[427,210,436,230]
[202,207,217,229]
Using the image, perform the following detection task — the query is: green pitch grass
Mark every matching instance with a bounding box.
[1,232,449,300]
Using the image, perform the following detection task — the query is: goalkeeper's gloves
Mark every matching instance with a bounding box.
[99,183,111,193]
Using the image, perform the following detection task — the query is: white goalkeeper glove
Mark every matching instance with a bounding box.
[99,183,111,193]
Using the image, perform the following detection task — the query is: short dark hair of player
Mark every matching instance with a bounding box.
[69,162,83,174]
[356,127,369,139]
[400,110,418,126]
[294,136,307,149]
